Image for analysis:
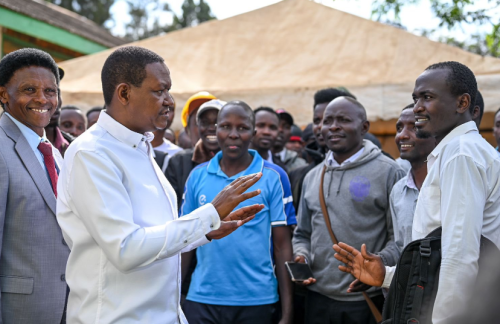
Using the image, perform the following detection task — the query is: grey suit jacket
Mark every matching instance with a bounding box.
[0,115,70,324]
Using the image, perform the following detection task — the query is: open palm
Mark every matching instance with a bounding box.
[333,242,386,287]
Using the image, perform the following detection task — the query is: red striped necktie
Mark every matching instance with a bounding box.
[37,141,58,197]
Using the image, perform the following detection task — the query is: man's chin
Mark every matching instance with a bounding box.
[416,129,433,139]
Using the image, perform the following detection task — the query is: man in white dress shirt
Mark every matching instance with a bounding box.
[56,46,264,324]
[333,61,500,324]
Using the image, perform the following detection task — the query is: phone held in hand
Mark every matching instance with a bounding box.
[285,261,314,282]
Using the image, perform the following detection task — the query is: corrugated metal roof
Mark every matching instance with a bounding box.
[0,0,125,48]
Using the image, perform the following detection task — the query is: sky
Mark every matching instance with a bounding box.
[107,0,489,42]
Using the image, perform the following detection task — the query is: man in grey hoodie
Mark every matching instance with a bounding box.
[292,96,404,324]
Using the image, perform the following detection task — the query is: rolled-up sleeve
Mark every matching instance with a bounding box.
[67,150,220,273]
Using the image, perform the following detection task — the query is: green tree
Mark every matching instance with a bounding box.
[124,0,216,41]
[46,0,115,26]
[370,0,500,57]
[168,0,216,31]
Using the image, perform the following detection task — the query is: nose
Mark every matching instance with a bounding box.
[33,89,50,105]
[164,93,174,107]
[413,102,424,114]
[329,119,341,131]
[228,127,239,139]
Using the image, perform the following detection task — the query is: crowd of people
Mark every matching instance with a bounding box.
[0,45,499,324]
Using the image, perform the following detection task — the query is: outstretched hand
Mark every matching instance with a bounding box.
[211,173,262,219]
[333,242,385,288]
[206,204,264,240]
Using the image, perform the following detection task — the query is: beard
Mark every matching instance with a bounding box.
[416,128,433,139]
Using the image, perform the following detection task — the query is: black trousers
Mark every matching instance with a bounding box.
[183,299,276,324]
[304,290,384,324]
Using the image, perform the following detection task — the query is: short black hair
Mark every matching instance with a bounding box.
[61,105,81,111]
[254,106,279,121]
[0,48,59,108]
[475,90,484,122]
[219,100,255,128]
[331,96,367,121]
[86,106,104,119]
[402,103,415,111]
[313,88,355,108]
[101,46,164,105]
[425,61,477,114]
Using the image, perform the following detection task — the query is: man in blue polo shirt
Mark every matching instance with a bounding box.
[181,100,296,324]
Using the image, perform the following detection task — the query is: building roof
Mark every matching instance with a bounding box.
[0,0,125,48]
[59,0,500,124]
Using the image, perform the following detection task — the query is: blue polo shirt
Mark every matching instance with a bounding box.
[181,150,296,306]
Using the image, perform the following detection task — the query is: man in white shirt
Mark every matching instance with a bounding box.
[333,61,500,324]
[56,46,264,324]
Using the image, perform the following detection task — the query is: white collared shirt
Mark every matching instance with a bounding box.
[56,111,221,324]
[412,121,500,323]
[326,147,365,167]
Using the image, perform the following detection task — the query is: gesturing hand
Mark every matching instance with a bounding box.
[206,204,264,240]
[212,173,262,220]
[333,242,385,288]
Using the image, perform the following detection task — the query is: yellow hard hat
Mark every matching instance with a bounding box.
[181,91,216,128]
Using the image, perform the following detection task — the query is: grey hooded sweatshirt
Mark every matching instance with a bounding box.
[292,140,404,301]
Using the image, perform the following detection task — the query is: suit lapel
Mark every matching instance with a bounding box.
[0,115,57,216]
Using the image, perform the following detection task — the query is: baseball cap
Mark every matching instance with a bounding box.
[197,99,227,121]
[276,109,294,125]
[181,91,216,127]
[289,124,303,142]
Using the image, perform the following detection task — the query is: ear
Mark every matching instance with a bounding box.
[361,120,370,136]
[472,106,480,120]
[115,83,131,106]
[456,93,471,114]
[0,86,9,110]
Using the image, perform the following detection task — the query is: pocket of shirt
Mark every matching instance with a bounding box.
[414,186,441,235]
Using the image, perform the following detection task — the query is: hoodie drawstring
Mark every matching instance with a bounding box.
[336,170,345,196]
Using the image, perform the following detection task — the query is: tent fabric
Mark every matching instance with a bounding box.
[59,0,500,130]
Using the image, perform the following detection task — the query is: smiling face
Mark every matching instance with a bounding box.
[321,97,369,163]
[412,68,471,143]
[124,62,174,134]
[252,110,279,153]
[395,108,436,163]
[198,108,219,152]
[0,66,58,136]
[313,103,328,148]
[60,109,86,137]
[217,105,254,161]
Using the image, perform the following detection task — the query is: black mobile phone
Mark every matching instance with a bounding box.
[285,261,314,282]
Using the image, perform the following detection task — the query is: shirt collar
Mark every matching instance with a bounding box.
[327,147,364,167]
[5,112,47,150]
[427,121,477,169]
[97,111,153,149]
[207,149,264,180]
[405,168,418,191]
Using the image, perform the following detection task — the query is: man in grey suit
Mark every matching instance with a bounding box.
[0,49,70,323]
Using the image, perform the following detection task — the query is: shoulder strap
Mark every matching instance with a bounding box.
[319,165,383,323]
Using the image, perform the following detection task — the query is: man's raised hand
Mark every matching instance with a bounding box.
[206,204,264,240]
[333,242,385,288]
[211,173,262,219]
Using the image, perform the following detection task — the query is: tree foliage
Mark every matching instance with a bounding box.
[46,0,115,26]
[124,0,216,41]
[371,0,500,57]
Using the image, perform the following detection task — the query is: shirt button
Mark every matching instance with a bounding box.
[184,240,188,244]
[60,274,65,281]
[133,145,137,148]
[210,224,214,228]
